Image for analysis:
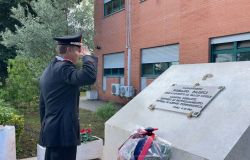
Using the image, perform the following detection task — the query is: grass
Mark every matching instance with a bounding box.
[79,108,105,139]
[17,112,39,158]
[17,108,106,159]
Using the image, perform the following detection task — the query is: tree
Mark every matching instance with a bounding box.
[1,0,94,57]
[0,0,94,109]
[0,0,33,83]
[0,0,23,82]
[68,0,94,51]
[1,55,46,110]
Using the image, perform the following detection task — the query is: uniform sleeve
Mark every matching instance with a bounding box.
[39,92,45,124]
[61,55,97,86]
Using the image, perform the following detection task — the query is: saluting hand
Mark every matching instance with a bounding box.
[80,45,91,56]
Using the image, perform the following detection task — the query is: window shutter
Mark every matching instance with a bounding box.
[104,52,124,68]
[142,44,179,64]
[211,33,250,44]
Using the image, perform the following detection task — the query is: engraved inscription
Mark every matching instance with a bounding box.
[153,85,224,117]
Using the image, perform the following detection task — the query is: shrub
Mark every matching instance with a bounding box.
[96,102,118,121]
[0,99,24,141]
[2,56,46,112]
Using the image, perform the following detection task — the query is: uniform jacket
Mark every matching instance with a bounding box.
[39,55,97,147]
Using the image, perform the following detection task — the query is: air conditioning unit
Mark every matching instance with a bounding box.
[111,83,120,96]
[120,86,135,98]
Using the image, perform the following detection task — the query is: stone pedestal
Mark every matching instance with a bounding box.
[37,136,103,160]
[0,125,16,160]
[103,62,250,160]
[37,144,45,160]
[76,136,103,160]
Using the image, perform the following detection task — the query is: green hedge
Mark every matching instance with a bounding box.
[0,99,24,141]
[96,102,118,121]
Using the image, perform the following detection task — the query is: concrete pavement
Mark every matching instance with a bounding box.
[79,96,108,112]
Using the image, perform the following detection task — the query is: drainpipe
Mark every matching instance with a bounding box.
[126,0,132,86]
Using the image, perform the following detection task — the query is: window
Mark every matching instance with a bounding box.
[211,40,250,62]
[214,42,233,50]
[105,2,112,15]
[238,40,250,48]
[141,44,179,77]
[142,62,175,77]
[104,0,125,16]
[104,68,124,76]
[154,63,170,75]
[103,52,124,77]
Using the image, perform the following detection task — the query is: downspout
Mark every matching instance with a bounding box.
[126,0,132,86]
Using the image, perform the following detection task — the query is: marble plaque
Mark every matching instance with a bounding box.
[150,85,224,117]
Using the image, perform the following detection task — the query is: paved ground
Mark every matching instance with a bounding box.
[79,96,109,112]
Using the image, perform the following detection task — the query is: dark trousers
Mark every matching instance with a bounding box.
[45,146,77,160]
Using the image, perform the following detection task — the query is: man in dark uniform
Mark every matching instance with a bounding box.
[39,32,97,160]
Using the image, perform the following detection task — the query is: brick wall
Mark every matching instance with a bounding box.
[94,0,250,103]
[98,77,128,104]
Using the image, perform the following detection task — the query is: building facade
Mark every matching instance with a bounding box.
[94,0,250,103]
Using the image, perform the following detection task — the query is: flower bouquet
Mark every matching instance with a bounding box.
[80,128,98,143]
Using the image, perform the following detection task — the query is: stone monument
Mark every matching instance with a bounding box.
[103,61,250,160]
